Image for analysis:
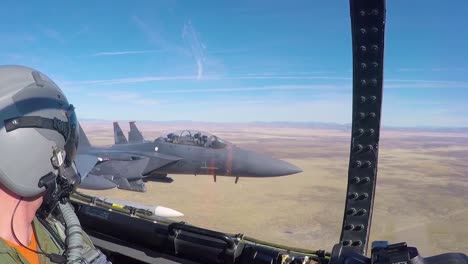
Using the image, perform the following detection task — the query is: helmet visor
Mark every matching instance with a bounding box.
[63,105,79,166]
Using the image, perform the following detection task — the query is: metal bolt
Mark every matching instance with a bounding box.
[360,10,366,16]
[351,177,361,184]
[360,46,367,52]
[356,209,367,216]
[361,79,367,86]
[356,128,365,136]
[354,160,362,168]
[371,79,377,86]
[371,9,379,16]
[372,62,379,68]
[358,193,369,200]
[352,240,363,247]
[348,192,359,200]
[362,161,372,168]
[360,96,366,103]
[369,112,376,118]
[353,224,365,231]
[345,224,355,231]
[371,27,378,33]
[358,112,366,119]
[346,208,357,215]
[368,128,375,135]
[360,28,366,34]
[343,240,352,246]
[354,144,363,152]
[361,177,371,183]
[361,63,367,70]
[371,45,379,51]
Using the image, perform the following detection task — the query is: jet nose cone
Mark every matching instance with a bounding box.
[248,157,302,176]
[233,148,302,177]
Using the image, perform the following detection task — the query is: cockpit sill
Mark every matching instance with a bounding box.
[71,192,331,264]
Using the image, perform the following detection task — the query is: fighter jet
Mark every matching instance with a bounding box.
[76,122,302,192]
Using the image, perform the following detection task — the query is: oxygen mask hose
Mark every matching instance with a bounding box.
[59,201,83,264]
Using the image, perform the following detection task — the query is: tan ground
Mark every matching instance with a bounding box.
[80,121,468,256]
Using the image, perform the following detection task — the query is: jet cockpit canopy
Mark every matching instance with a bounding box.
[162,130,229,149]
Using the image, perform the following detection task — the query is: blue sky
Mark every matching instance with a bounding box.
[1,0,467,127]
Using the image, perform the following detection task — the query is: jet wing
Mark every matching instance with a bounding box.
[85,149,140,161]
[78,174,117,190]
[85,149,181,162]
[75,154,100,179]
[79,148,182,178]
[141,154,182,176]
[135,153,182,176]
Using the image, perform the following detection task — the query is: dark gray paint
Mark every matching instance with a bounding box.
[76,123,302,192]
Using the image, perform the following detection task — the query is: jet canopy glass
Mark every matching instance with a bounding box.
[161,130,229,149]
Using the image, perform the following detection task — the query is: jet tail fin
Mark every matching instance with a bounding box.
[78,124,91,148]
[113,122,128,144]
[128,121,145,143]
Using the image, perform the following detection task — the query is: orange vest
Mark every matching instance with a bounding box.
[5,232,40,264]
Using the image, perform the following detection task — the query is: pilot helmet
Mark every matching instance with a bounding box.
[0,65,79,198]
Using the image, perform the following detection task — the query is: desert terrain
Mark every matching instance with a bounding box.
[80,121,468,256]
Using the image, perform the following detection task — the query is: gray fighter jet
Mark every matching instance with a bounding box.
[76,122,302,192]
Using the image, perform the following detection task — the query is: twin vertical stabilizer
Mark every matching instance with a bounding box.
[128,121,145,143]
[113,121,145,144]
[113,122,128,144]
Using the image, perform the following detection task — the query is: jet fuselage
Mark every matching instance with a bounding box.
[95,139,301,179]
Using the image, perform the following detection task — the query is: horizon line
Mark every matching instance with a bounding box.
[79,118,468,130]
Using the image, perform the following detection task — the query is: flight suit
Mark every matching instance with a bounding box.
[0,215,109,264]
